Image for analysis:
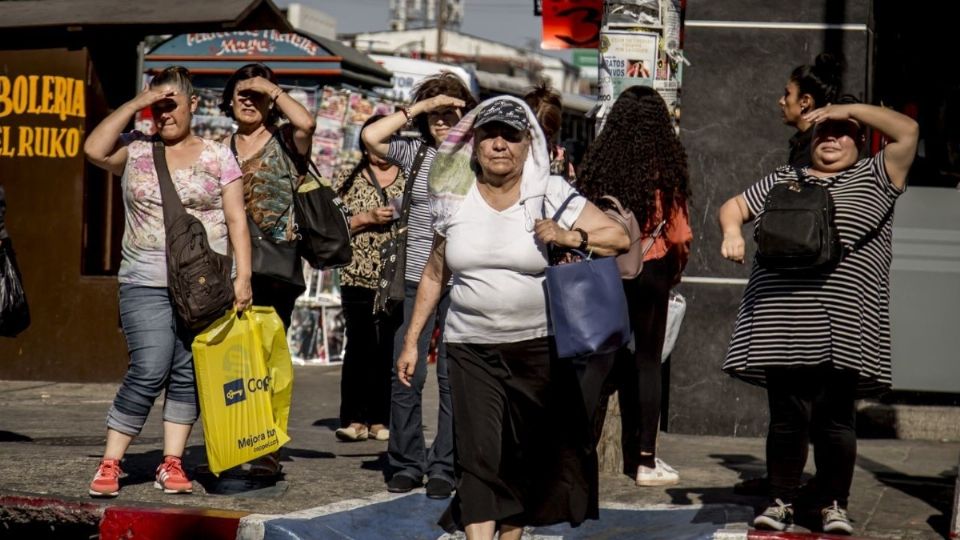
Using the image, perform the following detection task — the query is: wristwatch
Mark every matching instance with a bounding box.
[573,228,588,251]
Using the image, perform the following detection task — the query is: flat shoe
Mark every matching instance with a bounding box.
[335,426,369,442]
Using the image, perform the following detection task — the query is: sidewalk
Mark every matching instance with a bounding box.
[0,366,956,539]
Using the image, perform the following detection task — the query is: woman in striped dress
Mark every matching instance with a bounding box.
[718,102,918,535]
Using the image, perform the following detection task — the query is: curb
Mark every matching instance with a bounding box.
[0,494,102,537]
[100,505,250,540]
[714,531,879,540]
[0,493,249,540]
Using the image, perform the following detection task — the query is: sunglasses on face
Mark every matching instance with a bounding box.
[476,124,525,143]
[814,120,861,140]
[427,108,461,122]
[151,98,179,114]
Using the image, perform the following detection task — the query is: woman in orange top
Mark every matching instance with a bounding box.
[577,85,692,487]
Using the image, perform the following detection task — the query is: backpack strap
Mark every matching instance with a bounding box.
[849,204,895,254]
[152,140,187,229]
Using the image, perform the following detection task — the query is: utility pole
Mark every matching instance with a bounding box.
[436,0,446,62]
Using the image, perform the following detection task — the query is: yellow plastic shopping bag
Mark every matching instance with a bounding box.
[245,306,294,433]
[192,309,290,474]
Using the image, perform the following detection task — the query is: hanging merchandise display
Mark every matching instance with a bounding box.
[288,265,346,365]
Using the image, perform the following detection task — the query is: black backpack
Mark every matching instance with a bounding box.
[153,141,234,330]
[755,167,842,273]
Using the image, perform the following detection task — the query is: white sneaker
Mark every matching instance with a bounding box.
[635,458,680,486]
[822,501,853,535]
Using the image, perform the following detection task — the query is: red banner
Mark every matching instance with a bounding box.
[541,0,602,50]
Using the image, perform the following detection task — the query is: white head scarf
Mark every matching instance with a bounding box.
[428,95,569,235]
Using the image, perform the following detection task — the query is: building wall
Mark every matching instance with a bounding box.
[350,29,578,93]
[0,48,128,382]
[668,0,872,436]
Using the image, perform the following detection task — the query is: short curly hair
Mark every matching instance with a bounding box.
[219,63,281,126]
[577,86,690,234]
[411,72,477,145]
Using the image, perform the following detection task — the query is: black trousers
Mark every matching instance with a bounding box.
[339,285,401,426]
[251,273,305,330]
[440,338,597,532]
[594,252,674,475]
[765,364,859,508]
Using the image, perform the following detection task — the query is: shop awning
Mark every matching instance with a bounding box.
[144,30,393,90]
[0,0,291,48]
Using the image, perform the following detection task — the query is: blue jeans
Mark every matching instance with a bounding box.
[388,280,454,483]
[106,284,198,436]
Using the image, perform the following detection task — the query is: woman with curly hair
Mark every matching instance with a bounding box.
[577,85,692,487]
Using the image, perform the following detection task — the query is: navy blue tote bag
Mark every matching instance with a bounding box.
[543,194,631,358]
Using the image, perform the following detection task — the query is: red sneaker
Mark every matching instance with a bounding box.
[89,458,122,498]
[154,455,193,494]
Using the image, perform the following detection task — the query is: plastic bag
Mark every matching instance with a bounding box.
[192,309,290,474]
[0,242,30,338]
[661,292,686,362]
[245,306,294,433]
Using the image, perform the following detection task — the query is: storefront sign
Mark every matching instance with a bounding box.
[541,0,602,50]
[174,30,322,57]
[0,54,86,159]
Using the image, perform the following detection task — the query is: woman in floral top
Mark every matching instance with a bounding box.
[220,63,317,330]
[83,66,252,498]
[333,114,406,442]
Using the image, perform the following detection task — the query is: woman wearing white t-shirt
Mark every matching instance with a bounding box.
[395,97,628,540]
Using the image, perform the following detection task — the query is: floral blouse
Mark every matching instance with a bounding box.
[231,125,302,241]
[334,165,406,289]
[118,131,242,287]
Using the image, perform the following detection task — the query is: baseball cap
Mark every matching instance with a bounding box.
[473,99,530,132]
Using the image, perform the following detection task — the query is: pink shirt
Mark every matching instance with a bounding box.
[118,132,242,287]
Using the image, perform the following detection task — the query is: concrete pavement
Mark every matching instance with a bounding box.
[0,365,956,539]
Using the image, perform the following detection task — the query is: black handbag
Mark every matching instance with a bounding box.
[273,134,352,269]
[154,141,235,331]
[755,167,842,273]
[231,135,305,287]
[247,214,305,287]
[0,239,30,338]
[373,144,429,315]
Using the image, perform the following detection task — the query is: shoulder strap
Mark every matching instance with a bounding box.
[366,165,391,206]
[393,141,429,230]
[639,220,667,256]
[551,193,579,222]
[849,204,895,254]
[793,165,807,183]
[152,140,186,228]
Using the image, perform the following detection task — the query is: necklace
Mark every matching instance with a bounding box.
[234,126,271,164]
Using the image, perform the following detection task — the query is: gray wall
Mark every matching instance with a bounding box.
[667,0,873,436]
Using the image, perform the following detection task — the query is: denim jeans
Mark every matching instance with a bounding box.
[106,284,198,436]
[388,280,454,483]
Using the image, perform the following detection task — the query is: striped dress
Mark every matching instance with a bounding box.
[722,151,903,397]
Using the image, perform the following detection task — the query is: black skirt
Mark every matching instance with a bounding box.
[439,337,599,532]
